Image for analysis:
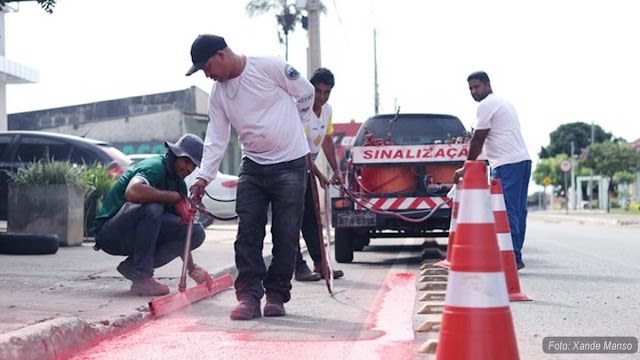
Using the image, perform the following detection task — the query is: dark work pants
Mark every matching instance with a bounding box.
[296,173,323,269]
[491,160,532,263]
[234,156,307,303]
[96,203,206,280]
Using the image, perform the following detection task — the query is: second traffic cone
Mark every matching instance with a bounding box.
[434,183,460,269]
[491,179,532,302]
[436,161,519,360]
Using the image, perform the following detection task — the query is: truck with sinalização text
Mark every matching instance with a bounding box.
[330,112,472,263]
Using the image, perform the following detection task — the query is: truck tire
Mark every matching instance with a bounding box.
[0,233,59,255]
[334,228,354,263]
[353,234,370,251]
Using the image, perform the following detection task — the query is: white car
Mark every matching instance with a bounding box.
[127,154,238,228]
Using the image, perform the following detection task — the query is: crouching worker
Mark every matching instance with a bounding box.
[94,134,209,296]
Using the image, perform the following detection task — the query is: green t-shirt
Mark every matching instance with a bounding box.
[94,154,188,232]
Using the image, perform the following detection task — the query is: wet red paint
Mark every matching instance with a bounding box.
[68,273,416,360]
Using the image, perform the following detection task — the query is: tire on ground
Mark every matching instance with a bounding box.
[0,233,59,255]
[334,228,354,263]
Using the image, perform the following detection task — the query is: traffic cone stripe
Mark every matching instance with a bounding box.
[491,194,506,211]
[445,271,510,308]
[457,189,494,224]
[497,233,514,250]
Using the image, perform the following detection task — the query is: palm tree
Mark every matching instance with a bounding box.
[246,0,326,61]
[0,0,56,13]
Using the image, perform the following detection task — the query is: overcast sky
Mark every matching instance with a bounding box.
[5,0,640,166]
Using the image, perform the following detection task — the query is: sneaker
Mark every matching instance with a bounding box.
[517,260,526,270]
[116,258,136,281]
[263,295,286,317]
[189,264,212,284]
[294,263,321,282]
[130,278,170,296]
[314,262,344,279]
[230,299,261,320]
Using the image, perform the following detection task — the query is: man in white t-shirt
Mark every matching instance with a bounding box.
[294,68,345,282]
[186,34,315,320]
[454,71,531,270]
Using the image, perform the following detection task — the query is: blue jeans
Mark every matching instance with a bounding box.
[96,202,206,280]
[491,160,531,263]
[296,174,323,269]
[234,156,307,303]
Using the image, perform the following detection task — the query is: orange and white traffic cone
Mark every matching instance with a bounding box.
[491,179,532,302]
[436,161,519,360]
[434,183,460,269]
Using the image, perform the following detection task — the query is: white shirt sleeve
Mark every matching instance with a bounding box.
[266,57,315,125]
[197,83,231,184]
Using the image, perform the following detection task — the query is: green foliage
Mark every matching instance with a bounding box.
[6,160,85,188]
[539,122,612,159]
[81,163,116,203]
[532,154,579,195]
[613,171,637,185]
[0,0,56,13]
[581,142,640,180]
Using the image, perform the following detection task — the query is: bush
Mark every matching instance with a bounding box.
[81,163,117,237]
[6,160,85,188]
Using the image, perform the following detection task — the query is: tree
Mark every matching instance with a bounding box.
[245,0,325,61]
[0,0,55,13]
[581,141,640,212]
[539,122,612,159]
[613,171,637,210]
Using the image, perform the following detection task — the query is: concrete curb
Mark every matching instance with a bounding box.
[0,254,272,360]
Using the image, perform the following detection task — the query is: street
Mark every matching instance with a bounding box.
[63,215,639,360]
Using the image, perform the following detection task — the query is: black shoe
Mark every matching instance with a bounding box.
[294,263,321,282]
[264,295,286,317]
[230,299,261,320]
[314,263,344,279]
[516,260,526,270]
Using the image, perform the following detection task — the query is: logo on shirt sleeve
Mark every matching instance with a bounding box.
[285,64,300,80]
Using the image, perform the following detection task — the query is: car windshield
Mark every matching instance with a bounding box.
[100,145,133,167]
[353,114,466,146]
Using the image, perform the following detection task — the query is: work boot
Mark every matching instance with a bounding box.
[517,260,526,270]
[189,264,212,284]
[130,278,170,296]
[294,263,321,282]
[116,257,135,281]
[314,262,344,280]
[230,298,261,320]
[263,294,286,317]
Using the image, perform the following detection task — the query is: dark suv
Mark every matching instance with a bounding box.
[0,131,131,220]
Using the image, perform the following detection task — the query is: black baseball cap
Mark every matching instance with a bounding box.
[185,34,227,76]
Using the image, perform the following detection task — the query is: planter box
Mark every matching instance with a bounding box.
[8,184,85,246]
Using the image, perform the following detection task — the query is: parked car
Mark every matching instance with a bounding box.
[127,154,238,228]
[0,131,132,220]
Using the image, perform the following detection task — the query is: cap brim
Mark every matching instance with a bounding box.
[165,141,201,167]
[185,62,205,76]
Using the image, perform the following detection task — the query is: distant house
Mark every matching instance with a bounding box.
[8,87,242,175]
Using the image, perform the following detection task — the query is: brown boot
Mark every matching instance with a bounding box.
[130,278,170,296]
[294,263,321,282]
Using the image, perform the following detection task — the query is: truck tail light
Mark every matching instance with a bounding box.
[333,198,353,210]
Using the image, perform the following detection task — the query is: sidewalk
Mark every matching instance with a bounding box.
[1,210,638,360]
[0,221,274,360]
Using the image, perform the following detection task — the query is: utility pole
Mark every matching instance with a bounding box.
[373,28,379,115]
[305,0,321,79]
[570,141,575,210]
[589,122,595,208]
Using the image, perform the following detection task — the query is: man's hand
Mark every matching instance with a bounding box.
[453,167,465,184]
[315,171,330,190]
[175,197,193,225]
[189,178,208,202]
[331,171,345,186]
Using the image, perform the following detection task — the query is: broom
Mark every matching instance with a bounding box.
[149,201,233,317]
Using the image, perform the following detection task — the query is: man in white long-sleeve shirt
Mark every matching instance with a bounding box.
[186,34,314,320]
